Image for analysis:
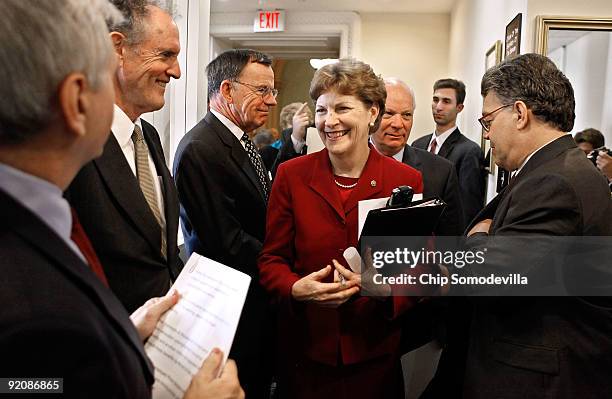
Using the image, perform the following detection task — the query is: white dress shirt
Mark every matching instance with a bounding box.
[211,108,247,149]
[428,125,457,154]
[112,105,166,234]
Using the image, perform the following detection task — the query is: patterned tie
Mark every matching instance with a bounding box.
[241,133,271,201]
[70,207,109,287]
[132,125,167,259]
[429,138,438,154]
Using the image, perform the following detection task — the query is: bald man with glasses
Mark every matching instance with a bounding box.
[173,49,277,398]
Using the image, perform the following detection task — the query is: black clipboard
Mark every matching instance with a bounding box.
[360,197,446,237]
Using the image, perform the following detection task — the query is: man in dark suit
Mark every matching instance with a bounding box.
[432,54,612,398]
[0,1,243,398]
[173,49,277,398]
[66,0,183,313]
[372,78,463,236]
[412,78,485,228]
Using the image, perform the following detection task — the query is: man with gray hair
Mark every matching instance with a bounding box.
[372,77,464,236]
[428,53,612,398]
[174,48,277,398]
[66,0,184,314]
[0,1,243,398]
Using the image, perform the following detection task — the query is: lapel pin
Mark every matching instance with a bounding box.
[370,180,377,187]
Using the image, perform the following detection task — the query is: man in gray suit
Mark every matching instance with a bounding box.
[371,78,464,236]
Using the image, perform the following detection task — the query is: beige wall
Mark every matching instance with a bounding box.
[360,13,451,142]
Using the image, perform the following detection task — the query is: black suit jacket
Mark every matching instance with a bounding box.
[0,190,153,398]
[453,136,612,398]
[66,119,182,313]
[401,145,464,236]
[413,128,485,228]
[173,112,273,393]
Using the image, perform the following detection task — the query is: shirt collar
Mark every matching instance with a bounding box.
[370,138,405,162]
[431,125,456,147]
[0,162,72,244]
[210,108,245,142]
[112,104,142,147]
[515,137,559,175]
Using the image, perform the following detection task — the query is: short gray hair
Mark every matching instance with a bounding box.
[108,0,173,47]
[0,0,123,144]
[481,53,575,132]
[384,77,416,110]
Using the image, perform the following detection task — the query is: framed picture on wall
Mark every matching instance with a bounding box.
[482,40,503,173]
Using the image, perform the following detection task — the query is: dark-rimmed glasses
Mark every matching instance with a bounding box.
[478,104,513,132]
[233,80,278,98]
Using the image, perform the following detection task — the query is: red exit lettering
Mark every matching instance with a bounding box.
[259,11,280,29]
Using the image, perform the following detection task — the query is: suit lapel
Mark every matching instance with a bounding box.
[488,135,577,233]
[438,128,461,158]
[205,113,268,203]
[93,134,162,255]
[2,192,154,383]
[308,149,346,221]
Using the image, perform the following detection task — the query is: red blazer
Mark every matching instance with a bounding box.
[258,147,424,366]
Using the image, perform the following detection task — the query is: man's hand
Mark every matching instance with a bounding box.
[467,219,493,236]
[184,348,244,399]
[291,102,310,141]
[596,151,612,180]
[291,265,359,307]
[130,290,179,342]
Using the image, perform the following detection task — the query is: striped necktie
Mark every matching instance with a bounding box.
[132,125,167,259]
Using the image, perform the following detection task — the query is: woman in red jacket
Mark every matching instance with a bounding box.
[258,59,424,398]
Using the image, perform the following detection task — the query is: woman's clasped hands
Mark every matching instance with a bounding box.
[290,260,361,307]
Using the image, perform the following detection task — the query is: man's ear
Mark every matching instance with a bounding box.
[109,31,126,62]
[220,80,234,103]
[57,72,88,138]
[456,103,464,113]
[515,101,529,130]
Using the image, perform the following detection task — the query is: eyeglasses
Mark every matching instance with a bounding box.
[233,80,278,98]
[478,104,513,132]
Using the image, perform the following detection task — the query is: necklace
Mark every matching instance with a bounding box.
[334,179,358,189]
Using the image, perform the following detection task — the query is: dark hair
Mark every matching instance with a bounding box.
[108,0,165,46]
[574,128,605,149]
[206,49,273,100]
[433,78,466,105]
[481,53,575,132]
[309,59,386,134]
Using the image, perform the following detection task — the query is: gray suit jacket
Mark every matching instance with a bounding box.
[66,119,182,313]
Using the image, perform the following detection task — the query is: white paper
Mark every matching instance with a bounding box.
[145,254,251,399]
[305,127,325,154]
[357,194,423,238]
[343,247,362,274]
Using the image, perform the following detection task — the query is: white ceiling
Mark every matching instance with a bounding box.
[212,0,455,14]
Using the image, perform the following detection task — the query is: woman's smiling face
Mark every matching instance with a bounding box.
[315,90,378,157]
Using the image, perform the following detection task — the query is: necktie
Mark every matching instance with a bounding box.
[132,125,167,259]
[429,138,438,154]
[70,208,109,287]
[241,133,271,200]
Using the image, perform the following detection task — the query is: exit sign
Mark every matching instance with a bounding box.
[254,10,285,32]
